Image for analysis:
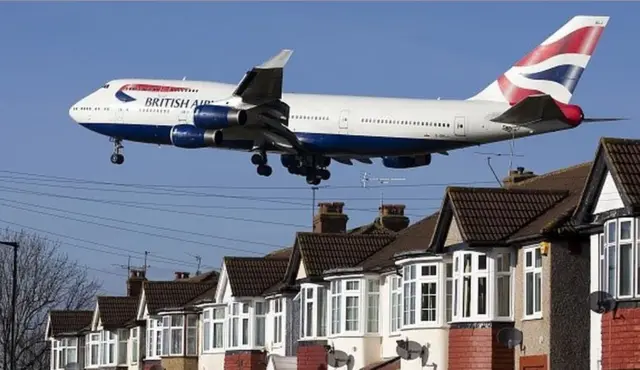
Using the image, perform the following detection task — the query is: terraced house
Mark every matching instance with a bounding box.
[46,136,640,370]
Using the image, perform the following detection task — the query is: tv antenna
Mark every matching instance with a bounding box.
[496,327,524,350]
[112,255,146,275]
[186,253,202,275]
[395,338,432,368]
[360,171,406,206]
[588,291,617,315]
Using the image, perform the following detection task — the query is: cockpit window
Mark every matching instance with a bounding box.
[102,84,110,89]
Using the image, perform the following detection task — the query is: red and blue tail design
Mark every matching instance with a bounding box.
[468,15,609,105]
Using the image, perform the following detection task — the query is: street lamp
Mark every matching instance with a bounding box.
[1,241,18,370]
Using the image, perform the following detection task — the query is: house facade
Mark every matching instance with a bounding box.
[46,310,94,370]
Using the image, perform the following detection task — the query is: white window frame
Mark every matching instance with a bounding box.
[300,284,327,339]
[161,314,185,356]
[130,327,138,365]
[495,251,513,320]
[202,306,226,353]
[117,329,128,365]
[366,279,380,333]
[254,301,267,347]
[272,298,284,345]
[228,302,250,349]
[523,246,543,320]
[99,330,116,366]
[52,337,78,370]
[86,333,100,367]
[389,275,402,334]
[400,262,444,329]
[330,281,342,335]
[146,318,162,360]
[186,314,198,356]
[445,261,454,323]
[344,280,360,332]
[599,218,640,299]
[402,265,416,326]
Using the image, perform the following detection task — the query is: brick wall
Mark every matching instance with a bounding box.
[601,307,640,370]
[448,323,514,370]
[161,357,198,370]
[224,350,267,370]
[143,360,161,370]
[297,340,328,370]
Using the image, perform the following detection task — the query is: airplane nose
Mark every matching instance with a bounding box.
[69,104,79,122]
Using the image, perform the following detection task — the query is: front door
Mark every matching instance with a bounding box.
[454,116,466,137]
[339,109,349,132]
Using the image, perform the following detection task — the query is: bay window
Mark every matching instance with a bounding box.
[524,246,542,319]
[160,314,198,356]
[254,301,266,347]
[87,333,100,366]
[390,276,402,333]
[345,280,360,331]
[272,298,283,345]
[330,281,341,335]
[229,302,250,348]
[300,285,327,339]
[52,338,78,369]
[445,262,453,322]
[367,280,380,333]
[130,327,138,364]
[146,318,162,359]
[117,329,128,365]
[186,314,198,355]
[496,252,512,318]
[403,265,416,325]
[402,263,440,327]
[598,218,640,299]
[99,330,116,365]
[202,306,225,352]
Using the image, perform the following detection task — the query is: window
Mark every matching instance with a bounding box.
[599,218,640,299]
[496,252,512,318]
[272,298,283,344]
[454,252,489,319]
[53,338,78,369]
[186,314,198,356]
[402,263,441,327]
[161,315,185,356]
[130,328,138,364]
[202,307,225,352]
[254,302,266,347]
[117,329,128,365]
[300,285,327,338]
[228,302,250,348]
[420,265,438,322]
[367,280,380,333]
[99,330,116,365]
[390,276,402,333]
[445,262,453,323]
[403,265,416,325]
[146,318,162,359]
[330,281,341,335]
[345,280,360,331]
[524,246,542,319]
[87,333,99,366]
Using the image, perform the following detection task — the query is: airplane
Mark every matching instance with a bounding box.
[69,15,623,185]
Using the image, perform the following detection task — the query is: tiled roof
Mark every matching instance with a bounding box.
[296,232,396,276]
[144,281,216,315]
[48,310,93,336]
[264,247,294,259]
[359,212,439,271]
[348,222,397,236]
[97,296,139,328]
[184,269,220,282]
[600,137,640,207]
[224,256,289,297]
[446,186,568,243]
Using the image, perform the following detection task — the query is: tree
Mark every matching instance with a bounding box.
[0,228,101,370]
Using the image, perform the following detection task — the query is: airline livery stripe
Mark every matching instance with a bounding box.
[497,75,543,106]
[522,64,585,93]
[514,26,604,67]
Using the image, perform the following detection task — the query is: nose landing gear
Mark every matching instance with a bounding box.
[110,138,124,165]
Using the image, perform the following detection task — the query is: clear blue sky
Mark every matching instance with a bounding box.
[0,2,636,295]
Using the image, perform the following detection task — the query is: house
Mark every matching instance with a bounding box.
[572,137,640,370]
[46,310,94,370]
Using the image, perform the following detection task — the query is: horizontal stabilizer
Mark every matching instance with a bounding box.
[490,94,564,125]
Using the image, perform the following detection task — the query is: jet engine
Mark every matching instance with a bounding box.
[193,105,248,130]
[169,125,223,149]
[382,154,432,169]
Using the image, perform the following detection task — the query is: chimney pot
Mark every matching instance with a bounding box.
[314,202,348,233]
[174,271,190,280]
[503,167,537,187]
[127,269,147,297]
[377,204,410,232]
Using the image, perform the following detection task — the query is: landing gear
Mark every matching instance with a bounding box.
[251,151,273,177]
[281,155,331,185]
[109,138,124,165]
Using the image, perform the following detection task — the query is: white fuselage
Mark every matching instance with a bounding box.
[69,79,572,157]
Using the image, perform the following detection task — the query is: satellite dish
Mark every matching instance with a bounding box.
[327,348,351,368]
[588,290,617,314]
[496,327,523,350]
[396,338,425,361]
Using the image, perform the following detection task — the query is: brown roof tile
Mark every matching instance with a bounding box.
[225,256,289,297]
[48,310,93,336]
[97,296,139,329]
[349,222,397,236]
[144,281,216,315]
[446,187,568,243]
[297,232,395,276]
[184,269,220,283]
[601,137,640,207]
[359,212,439,271]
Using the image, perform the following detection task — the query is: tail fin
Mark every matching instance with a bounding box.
[468,15,610,105]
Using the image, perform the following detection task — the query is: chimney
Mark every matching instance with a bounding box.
[377,204,410,232]
[127,269,146,297]
[502,166,536,188]
[174,271,190,280]
[313,202,348,233]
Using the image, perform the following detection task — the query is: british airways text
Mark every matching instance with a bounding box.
[144,98,216,108]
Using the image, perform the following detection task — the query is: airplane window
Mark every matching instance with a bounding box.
[102,84,110,89]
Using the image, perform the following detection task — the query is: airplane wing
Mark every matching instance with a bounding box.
[232,49,293,105]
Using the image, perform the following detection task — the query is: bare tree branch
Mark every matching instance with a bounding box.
[0,228,101,370]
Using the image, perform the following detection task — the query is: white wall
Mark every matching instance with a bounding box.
[199,353,225,370]
[328,336,382,370]
[379,273,400,359]
[594,171,624,214]
[399,328,448,370]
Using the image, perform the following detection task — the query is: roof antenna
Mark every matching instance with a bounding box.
[360,171,406,207]
[311,185,319,230]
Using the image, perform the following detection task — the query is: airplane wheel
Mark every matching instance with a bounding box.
[319,169,331,181]
[257,165,272,177]
[110,154,124,165]
[251,153,266,166]
[287,166,297,174]
[312,178,321,185]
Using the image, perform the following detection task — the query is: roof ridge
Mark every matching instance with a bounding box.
[447,186,569,195]
[508,161,593,187]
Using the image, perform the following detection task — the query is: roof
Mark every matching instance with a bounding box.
[348,222,397,236]
[599,137,640,206]
[143,281,216,315]
[48,310,93,337]
[184,269,220,282]
[224,256,290,297]
[96,296,139,329]
[264,247,293,259]
[296,232,396,276]
[358,212,439,271]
